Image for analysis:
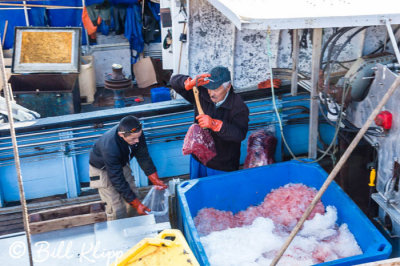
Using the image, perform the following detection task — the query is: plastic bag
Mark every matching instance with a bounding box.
[142,186,170,216]
[244,128,277,169]
[182,124,216,165]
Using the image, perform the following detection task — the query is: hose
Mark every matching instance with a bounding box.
[266,29,345,164]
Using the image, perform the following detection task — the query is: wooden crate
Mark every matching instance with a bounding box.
[28,201,106,234]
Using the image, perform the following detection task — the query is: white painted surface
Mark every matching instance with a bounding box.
[207,0,400,29]
[185,0,396,91]
[160,0,174,69]
[172,0,189,75]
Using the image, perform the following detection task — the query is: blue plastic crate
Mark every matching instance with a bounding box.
[177,161,392,265]
[151,87,171,103]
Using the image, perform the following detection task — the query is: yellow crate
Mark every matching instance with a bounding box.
[111,229,199,266]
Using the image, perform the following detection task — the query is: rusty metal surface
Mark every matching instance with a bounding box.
[9,74,79,93]
[8,73,81,117]
[104,66,132,91]
[104,76,132,90]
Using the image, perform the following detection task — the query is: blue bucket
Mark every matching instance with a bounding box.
[151,87,171,103]
[177,161,392,265]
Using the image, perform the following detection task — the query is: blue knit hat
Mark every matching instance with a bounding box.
[203,66,231,90]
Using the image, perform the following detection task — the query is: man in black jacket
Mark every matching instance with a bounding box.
[170,66,249,179]
[89,115,167,220]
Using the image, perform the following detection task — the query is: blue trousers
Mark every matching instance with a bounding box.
[190,156,226,179]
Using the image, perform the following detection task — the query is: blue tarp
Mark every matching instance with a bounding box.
[0,0,160,62]
[0,10,27,49]
[0,0,86,48]
[28,7,49,26]
[124,3,143,62]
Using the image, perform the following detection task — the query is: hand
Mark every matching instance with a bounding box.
[184,73,211,91]
[257,79,281,89]
[129,198,150,215]
[196,114,223,132]
[148,172,168,190]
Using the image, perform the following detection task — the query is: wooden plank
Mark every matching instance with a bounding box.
[28,201,106,234]
[308,28,322,159]
[291,29,300,96]
[0,221,24,232]
[0,218,23,228]
[0,212,22,222]
[28,201,104,222]
[0,194,101,215]
[0,227,25,236]
[29,212,107,234]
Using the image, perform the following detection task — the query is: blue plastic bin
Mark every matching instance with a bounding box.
[151,87,171,103]
[177,161,392,265]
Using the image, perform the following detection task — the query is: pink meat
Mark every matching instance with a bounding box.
[260,184,325,229]
[183,124,217,165]
[312,244,339,263]
[194,208,237,236]
[194,183,325,236]
[235,206,267,226]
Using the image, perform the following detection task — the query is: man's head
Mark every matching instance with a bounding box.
[117,115,142,145]
[203,66,232,103]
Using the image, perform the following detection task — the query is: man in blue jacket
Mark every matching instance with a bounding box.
[170,66,249,179]
[89,115,167,220]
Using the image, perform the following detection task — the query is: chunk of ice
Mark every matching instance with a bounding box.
[195,183,362,265]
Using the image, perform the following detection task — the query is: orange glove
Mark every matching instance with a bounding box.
[148,172,168,190]
[257,79,281,89]
[129,198,150,215]
[184,74,211,91]
[196,114,223,132]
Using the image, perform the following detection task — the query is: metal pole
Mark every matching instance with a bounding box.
[0,42,33,265]
[81,0,90,53]
[385,19,400,64]
[271,74,400,266]
[291,29,300,96]
[2,20,8,47]
[22,1,29,26]
[231,24,237,86]
[308,28,322,158]
[0,3,83,9]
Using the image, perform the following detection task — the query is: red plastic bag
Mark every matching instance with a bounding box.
[244,128,277,169]
[183,124,216,165]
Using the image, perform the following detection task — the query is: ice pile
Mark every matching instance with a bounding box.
[194,183,362,265]
[195,183,325,235]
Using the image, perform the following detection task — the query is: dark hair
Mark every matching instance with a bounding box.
[118,115,142,135]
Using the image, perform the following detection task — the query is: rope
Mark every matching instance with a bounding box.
[0,43,33,265]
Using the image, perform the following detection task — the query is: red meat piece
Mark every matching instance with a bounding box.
[244,129,277,169]
[183,124,217,165]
